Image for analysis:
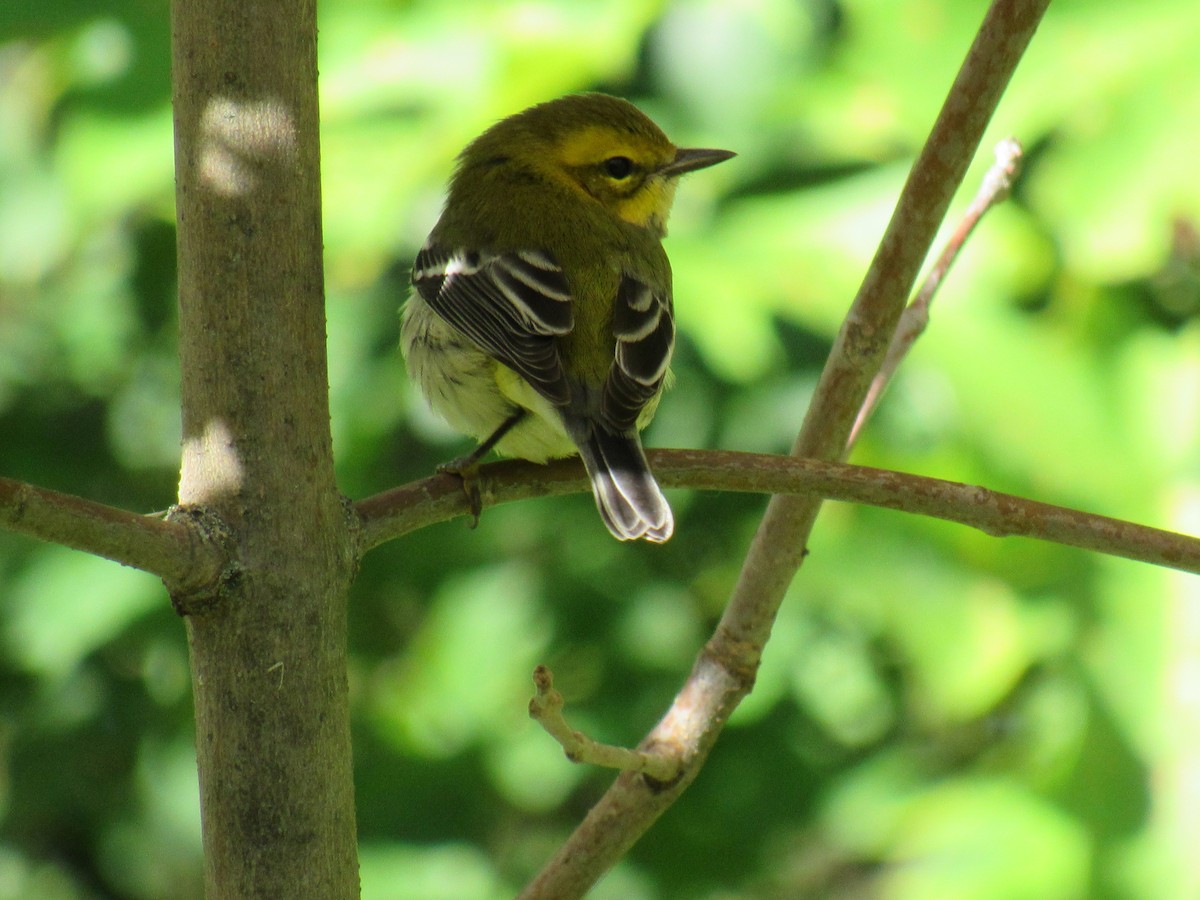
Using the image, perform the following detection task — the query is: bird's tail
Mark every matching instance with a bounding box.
[577,428,673,543]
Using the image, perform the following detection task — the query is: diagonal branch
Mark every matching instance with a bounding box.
[0,476,225,592]
[515,1,1053,896]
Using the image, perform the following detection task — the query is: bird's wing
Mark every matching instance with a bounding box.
[602,275,674,431]
[412,243,574,405]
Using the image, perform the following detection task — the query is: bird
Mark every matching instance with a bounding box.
[401,93,733,542]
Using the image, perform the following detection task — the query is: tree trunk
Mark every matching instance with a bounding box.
[171,0,360,896]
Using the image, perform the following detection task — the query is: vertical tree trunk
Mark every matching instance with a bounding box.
[171,0,360,896]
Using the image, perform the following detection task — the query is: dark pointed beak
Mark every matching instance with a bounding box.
[659,147,736,177]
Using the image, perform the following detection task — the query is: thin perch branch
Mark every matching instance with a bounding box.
[356,449,1200,576]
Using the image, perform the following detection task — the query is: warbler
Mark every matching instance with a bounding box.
[402,93,733,542]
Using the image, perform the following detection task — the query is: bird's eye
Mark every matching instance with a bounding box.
[603,156,635,179]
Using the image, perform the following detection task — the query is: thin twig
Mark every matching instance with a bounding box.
[529,666,681,782]
[849,136,1024,448]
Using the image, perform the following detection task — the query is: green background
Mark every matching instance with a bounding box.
[2,0,1199,897]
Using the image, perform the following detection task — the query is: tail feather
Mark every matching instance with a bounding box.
[577,428,673,543]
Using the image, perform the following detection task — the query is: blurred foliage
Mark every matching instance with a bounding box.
[1,0,1199,897]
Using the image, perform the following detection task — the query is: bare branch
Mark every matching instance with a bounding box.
[529,666,681,782]
[849,137,1025,447]
[0,476,225,592]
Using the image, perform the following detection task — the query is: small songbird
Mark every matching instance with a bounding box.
[402,93,733,542]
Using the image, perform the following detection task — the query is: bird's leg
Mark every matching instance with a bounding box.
[437,408,527,527]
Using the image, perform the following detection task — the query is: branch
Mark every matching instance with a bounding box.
[517,1,1053,896]
[0,476,225,593]
[356,449,1200,576]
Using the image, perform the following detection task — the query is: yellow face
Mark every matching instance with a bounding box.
[547,125,680,235]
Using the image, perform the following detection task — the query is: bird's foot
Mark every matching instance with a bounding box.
[437,456,484,528]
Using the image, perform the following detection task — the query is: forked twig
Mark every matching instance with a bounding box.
[529,666,681,783]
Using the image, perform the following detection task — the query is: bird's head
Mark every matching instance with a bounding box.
[460,93,734,236]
